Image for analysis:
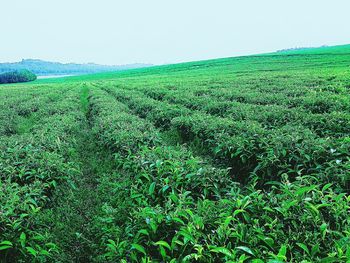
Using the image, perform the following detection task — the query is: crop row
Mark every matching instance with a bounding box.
[102,86,349,189]
[0,86,83,261]
[137,86,350,137]
[87,86,350,262]
[0,84,73,136]
[102,65,350,114]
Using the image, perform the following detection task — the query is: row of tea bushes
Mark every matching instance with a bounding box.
[0,87,83,261]
[103,86,349,190]
[133,85,350,137]
[88,87,350,262]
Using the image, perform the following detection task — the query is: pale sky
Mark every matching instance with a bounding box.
[2,0,349,65]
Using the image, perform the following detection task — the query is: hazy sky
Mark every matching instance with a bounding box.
[2,0,349,65]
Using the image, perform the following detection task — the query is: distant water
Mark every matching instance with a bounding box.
[37,75,75,79]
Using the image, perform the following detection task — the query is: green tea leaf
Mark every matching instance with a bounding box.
[26,247,38,256]
[277,244,287,260]
[236,246,255,256]
[155,241,171,250]
[210,246,233,258]
[296,243,309,255]
[131,243,146,255]
[296,186,316,196]
[148,182,156,196]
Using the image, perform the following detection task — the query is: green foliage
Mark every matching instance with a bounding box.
[88,88,349,262]
[0,87,82,261]
[0,45,349,262]
[0,69,37,84]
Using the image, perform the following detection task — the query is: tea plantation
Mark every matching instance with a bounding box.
[0,44,349,262]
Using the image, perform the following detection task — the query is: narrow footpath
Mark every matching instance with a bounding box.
[38,85,115,262]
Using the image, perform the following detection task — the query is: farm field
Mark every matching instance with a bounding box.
[0,44,350,262]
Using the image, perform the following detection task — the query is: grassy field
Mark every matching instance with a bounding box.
[0,44,349,262]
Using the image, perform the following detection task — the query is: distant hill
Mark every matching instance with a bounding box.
[0,59,153,76]
[276,45,329,53]
[274,44,350,55]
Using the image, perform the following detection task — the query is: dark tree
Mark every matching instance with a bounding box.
[0,70,37,84]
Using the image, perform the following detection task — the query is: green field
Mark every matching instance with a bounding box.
[1,44,349,262]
